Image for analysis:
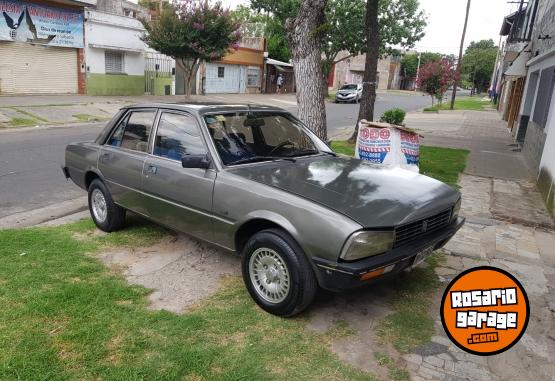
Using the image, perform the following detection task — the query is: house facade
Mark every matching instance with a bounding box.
[0,0,174,95]
[329,52,401,91]
[497,0,555,215]
[85,0,173,96]
[0,0,94,94]
[181,36,265,95]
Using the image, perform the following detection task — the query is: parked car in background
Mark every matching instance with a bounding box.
[335,83,363,103]
[63,104,464,316]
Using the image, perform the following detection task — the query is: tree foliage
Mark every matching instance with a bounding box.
[401,52,442,79]
[252,0,427,80]
[142,1,241,98]
[417,59,459,104]
[461,39,498,93]
[232,5,291,62]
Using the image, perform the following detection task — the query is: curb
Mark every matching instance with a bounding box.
[0,197,88,229]
[0,121,106,134]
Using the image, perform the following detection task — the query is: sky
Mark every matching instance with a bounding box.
[217,0,521,56]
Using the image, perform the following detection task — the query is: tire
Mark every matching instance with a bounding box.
[241,228,317,317]
[88,178,126,232]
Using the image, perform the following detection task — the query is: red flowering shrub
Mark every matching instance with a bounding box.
[142,0,241,97]
[416,59,459,104]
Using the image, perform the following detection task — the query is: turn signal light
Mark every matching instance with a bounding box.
[360,264,395,281]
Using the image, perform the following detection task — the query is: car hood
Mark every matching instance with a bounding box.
[229,156,460,227]
[338,90,356,94]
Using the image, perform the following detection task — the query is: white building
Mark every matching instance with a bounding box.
[84,0,174,95]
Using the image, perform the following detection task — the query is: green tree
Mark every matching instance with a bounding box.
[401,52,442,79]
[231,5,291,62]
[461,39,498,93]
[142,1,241,98]
[254,0,426,93]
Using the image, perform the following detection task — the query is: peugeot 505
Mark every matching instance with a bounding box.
[63,104,464,316]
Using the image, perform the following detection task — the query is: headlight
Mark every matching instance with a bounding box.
[340,231,395,261]
[451,198,461,222]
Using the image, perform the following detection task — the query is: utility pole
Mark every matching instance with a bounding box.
[450,0,471,110]
[415,52,422,91]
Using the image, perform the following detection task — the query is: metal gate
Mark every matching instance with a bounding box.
[145,54,173,95]
[0,42,77,94]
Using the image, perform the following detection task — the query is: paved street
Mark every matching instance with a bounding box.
[0,123,103,218]
[0,91,436,219]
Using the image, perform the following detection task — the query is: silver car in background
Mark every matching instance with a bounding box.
[63,104,464,316]
[335,83,363,103]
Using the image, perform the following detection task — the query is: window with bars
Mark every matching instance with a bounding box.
[247,68,260,87]
[218,66,225,78]
[105,51,125,74]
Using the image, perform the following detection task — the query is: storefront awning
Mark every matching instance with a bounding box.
[88,43,144,53]
[265,58,294,72]
[504,49,530,77]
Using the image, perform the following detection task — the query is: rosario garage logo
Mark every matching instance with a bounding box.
[440,266,530,355]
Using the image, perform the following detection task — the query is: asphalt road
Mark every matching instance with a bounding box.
[0,124,103,218]
[0,91,462,219]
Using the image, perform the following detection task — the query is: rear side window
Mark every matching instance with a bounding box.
[153,112,206,160]
[107,111,156,152]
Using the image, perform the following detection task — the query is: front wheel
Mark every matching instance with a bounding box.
[241,229,317,317]
[88,179,126,232]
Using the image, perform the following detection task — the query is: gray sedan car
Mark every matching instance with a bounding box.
[63,103,464,316]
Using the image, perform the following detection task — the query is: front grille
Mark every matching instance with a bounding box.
[393,209,452,248]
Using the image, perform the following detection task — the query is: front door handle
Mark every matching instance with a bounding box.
[146,165,157,174]
[100,152,111,162]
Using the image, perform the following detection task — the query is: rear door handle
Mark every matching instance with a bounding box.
[147,165,157,174]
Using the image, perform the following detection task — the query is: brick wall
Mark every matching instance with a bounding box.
[77,48,85,95]
[522,120,547,176]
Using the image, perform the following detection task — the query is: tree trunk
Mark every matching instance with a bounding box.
[182,58,200,100]
[348,0,379,144]
[286,0,327,140]
[450,0,471,109]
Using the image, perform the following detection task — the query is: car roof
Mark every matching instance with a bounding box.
[122,102,288,116]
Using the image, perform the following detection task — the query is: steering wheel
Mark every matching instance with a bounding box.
[269,140,295,155]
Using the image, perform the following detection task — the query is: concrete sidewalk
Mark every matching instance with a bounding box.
[404,173,555,381]
[406,110,531,181]
[0,93,300,129]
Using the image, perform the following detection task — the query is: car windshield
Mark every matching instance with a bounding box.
[204,112,321,165]
[340,84,357,90]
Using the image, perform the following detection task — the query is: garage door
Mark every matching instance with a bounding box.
[205,63,240,94]
[0,42,78,94]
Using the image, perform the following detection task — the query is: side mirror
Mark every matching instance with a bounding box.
[182,154,210,169]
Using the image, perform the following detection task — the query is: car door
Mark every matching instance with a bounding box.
[98,109,157,214]
[142,110,216,242]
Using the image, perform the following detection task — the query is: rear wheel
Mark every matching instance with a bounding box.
[241,228,317,317]
[88,179,126,232]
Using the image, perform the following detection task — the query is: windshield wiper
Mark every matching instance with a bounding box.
[227,156,296,166]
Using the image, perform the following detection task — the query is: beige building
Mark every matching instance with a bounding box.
[329,52,401,90]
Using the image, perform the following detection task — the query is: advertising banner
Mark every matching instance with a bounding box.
[355,120,420,172]
[0,0,83,48]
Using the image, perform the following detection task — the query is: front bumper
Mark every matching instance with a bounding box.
[336,94,357,102]
[312,217,465,291]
